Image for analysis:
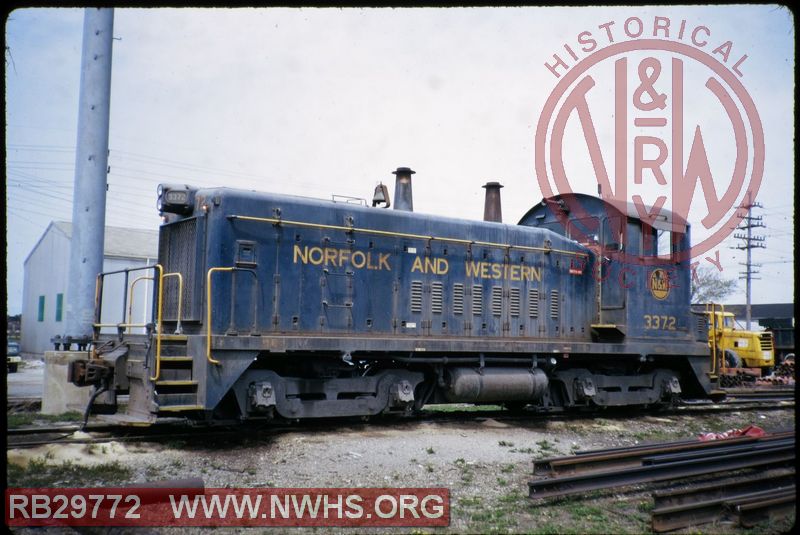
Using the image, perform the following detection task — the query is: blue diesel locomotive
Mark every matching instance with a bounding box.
[69,169,718,424]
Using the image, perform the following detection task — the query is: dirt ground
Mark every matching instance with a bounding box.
[6,404,796,534]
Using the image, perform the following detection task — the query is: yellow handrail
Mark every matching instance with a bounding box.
[717,303,726,372]
[206,267,235,365]
[707,303,717,375]
[705,302,727,375]
[228,214,589,258]
[149,264,165,381]
[162,272,184,334]
[93,274,102,325]
[126,276,154,333]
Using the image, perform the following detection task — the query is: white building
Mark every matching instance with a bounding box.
[21,222,159,355]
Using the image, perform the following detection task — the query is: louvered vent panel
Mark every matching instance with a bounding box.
[550,289,559,319]
[453,284,464,315]
[491,287,503,317]
[510,288,520,317]
[410,281,423,313]
[472,286,483,316]
[528,289,539,318]
[431,282,443,314]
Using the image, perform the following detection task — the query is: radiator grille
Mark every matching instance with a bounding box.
[431,282,443,314]
[410,281,423,313]
[509,288,520,317]
[491,286,503,317]
[528,289,539,318]
[158,218,197,320]
[452,284,464,315]
[472,285,483,316]
[550,289,560,319]
[759,332,774,350]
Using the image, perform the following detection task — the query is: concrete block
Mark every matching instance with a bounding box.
[42,351,92,415]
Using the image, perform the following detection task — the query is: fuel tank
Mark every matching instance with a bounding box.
[445,367,548,402]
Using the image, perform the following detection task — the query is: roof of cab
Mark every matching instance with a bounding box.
[520,192,689,233]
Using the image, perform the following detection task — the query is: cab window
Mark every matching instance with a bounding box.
[567,217,600,246]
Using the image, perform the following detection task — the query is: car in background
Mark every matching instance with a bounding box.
[7,341,22,373]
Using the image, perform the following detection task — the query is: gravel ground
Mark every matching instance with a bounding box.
[7,404,796,534]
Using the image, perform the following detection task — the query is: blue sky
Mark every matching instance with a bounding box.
[5,6,795,315]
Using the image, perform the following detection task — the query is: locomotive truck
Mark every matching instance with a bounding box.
[69,169,719,425]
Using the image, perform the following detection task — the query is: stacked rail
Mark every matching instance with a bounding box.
[528,430,796,531]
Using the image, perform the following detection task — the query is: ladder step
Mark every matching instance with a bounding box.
[155,380,198,386]
[158,404,205,412]
[159,334,189,341]
[160,356,193,363]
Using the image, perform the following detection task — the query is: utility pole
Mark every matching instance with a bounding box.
[64,8,114,348]
[732,193,766,330]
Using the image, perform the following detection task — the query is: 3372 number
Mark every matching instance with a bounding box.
[644,314,676,330]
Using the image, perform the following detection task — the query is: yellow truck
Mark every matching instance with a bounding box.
[706,308,775,374]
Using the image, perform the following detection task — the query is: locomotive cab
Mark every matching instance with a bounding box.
[520,193,696,345]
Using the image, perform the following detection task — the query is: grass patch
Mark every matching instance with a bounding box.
[567,503,609,521]
[458,496,483,508]
[454,458,475,484]
[423,404,503,413]
[465,493,522,533]
[536,439,555,451]
[7,411,84,428]
[8,459,132,487]
[426,446,435,454]
[498,440,514,447]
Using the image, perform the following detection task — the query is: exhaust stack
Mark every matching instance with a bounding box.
[392,167,416,212]
[482,181,503,222]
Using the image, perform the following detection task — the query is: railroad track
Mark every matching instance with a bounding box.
[720,387,796,401]
[529,430,796,532]
[6,394,793,450]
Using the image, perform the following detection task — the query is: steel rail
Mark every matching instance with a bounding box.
[651,484,796,532]
[733,490,797,528]
[528,443,795,500]
[534,431,795,476]
[640,438,797,466]
[652,469,795,510]
[723,388,796,399]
